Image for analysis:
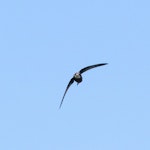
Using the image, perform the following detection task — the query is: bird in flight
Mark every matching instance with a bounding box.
[59,63,108,108]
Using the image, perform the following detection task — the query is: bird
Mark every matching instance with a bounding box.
[59,63,108,108]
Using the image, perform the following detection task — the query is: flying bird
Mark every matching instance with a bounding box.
[59,63,108,108]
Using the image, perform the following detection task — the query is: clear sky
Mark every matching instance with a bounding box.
[0,0,150,150]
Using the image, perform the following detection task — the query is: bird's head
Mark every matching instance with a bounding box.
[74,72,81,79]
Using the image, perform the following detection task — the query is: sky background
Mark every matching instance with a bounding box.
[0,0,150,150]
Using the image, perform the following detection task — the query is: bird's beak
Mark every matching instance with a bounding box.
[77,83,79,86]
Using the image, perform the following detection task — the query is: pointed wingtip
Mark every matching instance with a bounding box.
[59,103,62,109]
[102,63,108,66]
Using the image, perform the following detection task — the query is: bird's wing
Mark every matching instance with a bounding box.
[59,78,74,109]
[79,63,108,74]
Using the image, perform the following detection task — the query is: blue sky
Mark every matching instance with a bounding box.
[0,0,150,149]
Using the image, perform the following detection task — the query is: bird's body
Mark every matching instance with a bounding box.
[59,63,108,108]
[74,72,82,83]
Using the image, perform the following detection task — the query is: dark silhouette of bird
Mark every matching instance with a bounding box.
[59,63,108,108]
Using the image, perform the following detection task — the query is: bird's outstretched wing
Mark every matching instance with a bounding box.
[59,78,74,109]
[79,63,108,74]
